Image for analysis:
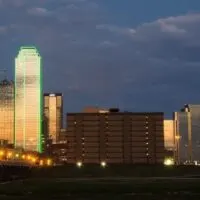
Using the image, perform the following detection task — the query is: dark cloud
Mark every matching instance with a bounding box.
[0,1,200,116]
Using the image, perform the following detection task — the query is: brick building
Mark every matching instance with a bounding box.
[66,110,164,164]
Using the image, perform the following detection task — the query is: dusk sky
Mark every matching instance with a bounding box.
[1,0,200,118]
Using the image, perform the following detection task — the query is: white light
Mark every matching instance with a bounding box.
[101,161,106,167]
[76,161,82,168]
[164,158,174,166]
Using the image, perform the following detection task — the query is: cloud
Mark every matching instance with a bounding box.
[27,7,51,17]
[96,24,136,37]
[0,26,7,34]
[0,0,27,7]
[1,0,200,114]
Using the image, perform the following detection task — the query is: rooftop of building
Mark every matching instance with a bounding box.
[67,112,164,116]
[44,93,63,96]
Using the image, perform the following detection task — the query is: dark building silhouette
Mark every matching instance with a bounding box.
[66,110,165,164]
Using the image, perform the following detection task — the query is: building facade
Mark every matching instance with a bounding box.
[66,110,165,164]
[164,120,175,151]
[15,46,42,152]
[174,104,200,164]
[44,93,63,143]
[0,79,14,144]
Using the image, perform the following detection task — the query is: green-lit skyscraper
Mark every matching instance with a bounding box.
[15,46,42,152]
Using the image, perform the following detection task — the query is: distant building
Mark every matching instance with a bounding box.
[66,110,165,164]
[164,120,175,151]
[44,93,63,143]
[174,104,200,164]
[82,106,109,113]
[15,46,42,152]
[0,79,14,144]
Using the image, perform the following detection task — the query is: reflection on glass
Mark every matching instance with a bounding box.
[44,94,63,143]
[15,47,42,152]
[164,120,174,150]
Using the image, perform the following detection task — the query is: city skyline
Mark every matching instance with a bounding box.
[15,46,42,152]
[1,1,200,117]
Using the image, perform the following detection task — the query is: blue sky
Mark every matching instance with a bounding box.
[1,0,200,118]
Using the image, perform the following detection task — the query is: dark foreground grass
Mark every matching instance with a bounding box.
[1,178,200,200]
[2,165,200,200]
[31,164,200,178]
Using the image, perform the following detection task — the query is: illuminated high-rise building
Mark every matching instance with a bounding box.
[44,93,63,143]
[15,46,42,152]
[0,79,14,144]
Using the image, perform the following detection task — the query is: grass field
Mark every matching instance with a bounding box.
[1,178,200,200]
[1,165,200,199]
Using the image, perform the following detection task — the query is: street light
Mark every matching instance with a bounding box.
[0,150,4,156]
[47,159,52,166]
[100,161,107,168]
[76,161,82,168]
[164,158,174,166]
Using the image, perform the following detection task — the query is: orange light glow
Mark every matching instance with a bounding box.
[39,160,44,166]
[7,152,12,158]
[46,159,52,166]
[0,150,4,156]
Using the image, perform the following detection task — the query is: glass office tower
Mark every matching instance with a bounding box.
[174,104,200,164]
[44,93,63,143]
[0,79,14,144]
[174,111,188,164]
[15,46,42,152]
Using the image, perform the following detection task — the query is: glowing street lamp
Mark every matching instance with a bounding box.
[101,161,107,168]
[0,150,4,156]
[7,152,12,159]
[32,157,36,163]
[47,159,52,166]
[39,160,44,166]
[15,153,19,158]
[27,155,31,160]
[164,158,174,166]
[76,161,82,168]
